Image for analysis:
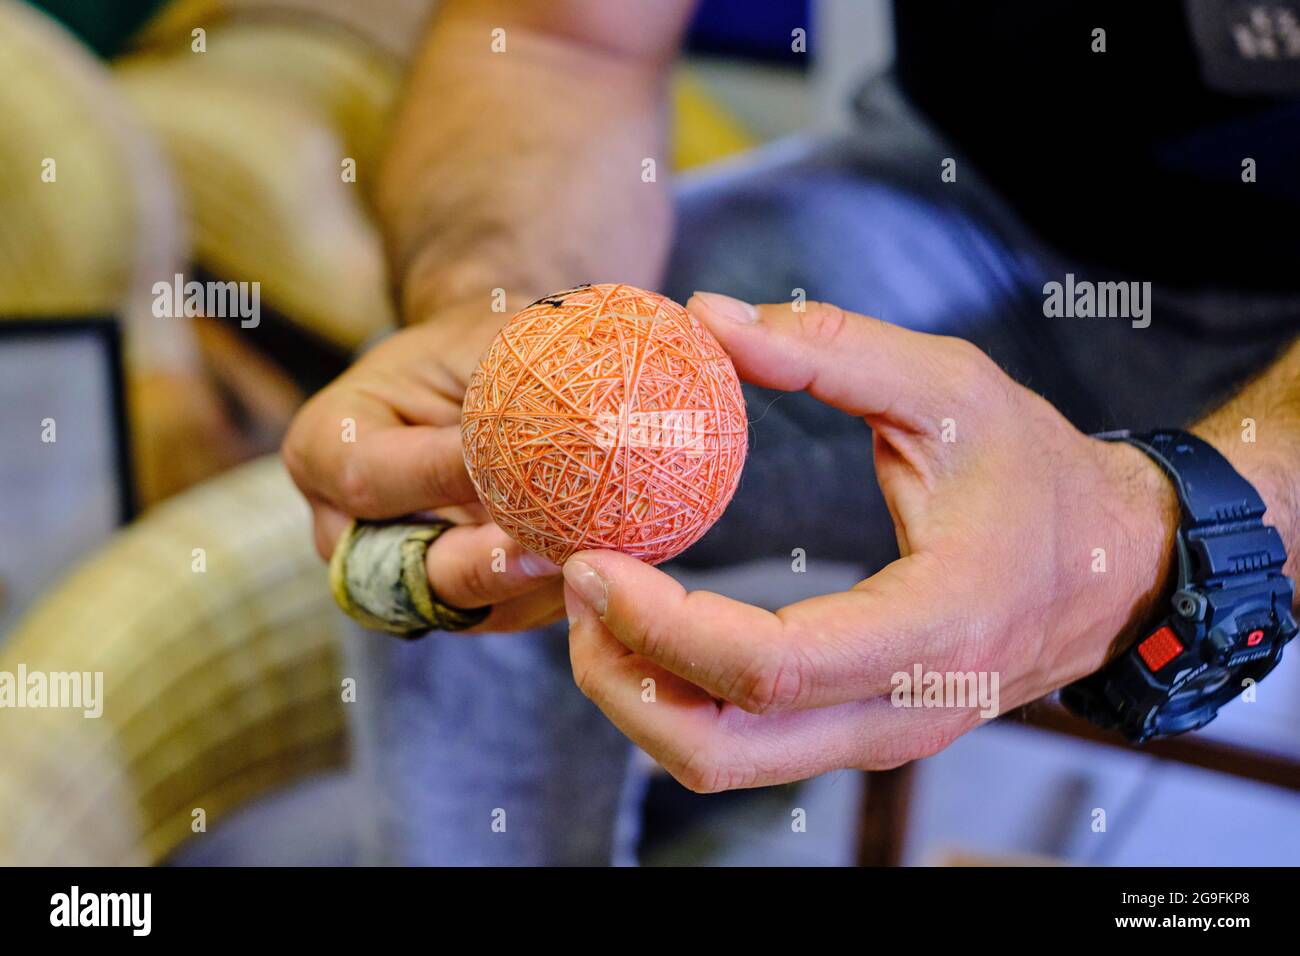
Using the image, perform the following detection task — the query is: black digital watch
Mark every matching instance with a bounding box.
[1061,429,1298,743]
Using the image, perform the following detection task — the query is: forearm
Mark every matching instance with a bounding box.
[377,0,693,323]
[1195,336,1300,602]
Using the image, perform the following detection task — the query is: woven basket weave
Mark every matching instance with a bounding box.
[0,456,346,865]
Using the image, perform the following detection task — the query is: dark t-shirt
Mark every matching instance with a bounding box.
[893,0,1300,289]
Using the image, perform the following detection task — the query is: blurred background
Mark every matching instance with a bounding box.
[1,0,1298,866]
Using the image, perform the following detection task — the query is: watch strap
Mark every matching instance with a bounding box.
[1063,429,1295,741]
[1101,429,1287,589]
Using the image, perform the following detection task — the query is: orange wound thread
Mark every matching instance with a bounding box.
[461,283,749,565]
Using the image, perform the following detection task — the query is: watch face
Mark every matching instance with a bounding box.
[1155,665,1233,737]
[1172,665,1232,698]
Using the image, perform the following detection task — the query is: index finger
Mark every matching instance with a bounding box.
[687,293,989,434]
[283,390,478,517]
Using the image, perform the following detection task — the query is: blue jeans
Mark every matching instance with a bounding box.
[345,80,1297,865]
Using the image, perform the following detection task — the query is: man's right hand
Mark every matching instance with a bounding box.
[282,297,565,633]
[284,0,698,634]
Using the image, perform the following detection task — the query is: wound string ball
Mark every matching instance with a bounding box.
[461,283,748,565]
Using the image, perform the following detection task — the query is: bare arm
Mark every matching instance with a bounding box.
[285,1,697,628]
[376,0,698,323]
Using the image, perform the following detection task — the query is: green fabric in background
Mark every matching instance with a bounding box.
[24,0,167,58]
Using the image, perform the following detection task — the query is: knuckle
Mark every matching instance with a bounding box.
[797,301,851,344]
[281,394,326,478]
[570,657,599,703]
[337,455,379,516]
[628,605,670,662]
[447,548,497,607]
[673,748,733,794]
[939,337,1002,400]
[732,645,809,715]
[943,335,991,365]
[420,454,454,505]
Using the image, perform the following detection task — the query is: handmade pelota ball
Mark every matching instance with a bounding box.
[461,283,748,565]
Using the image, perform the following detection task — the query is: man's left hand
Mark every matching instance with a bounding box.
[562,292,1180,792]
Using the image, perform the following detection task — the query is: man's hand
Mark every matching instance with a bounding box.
[283,0,695,633]
[562,293,1183,792]
[282,296,565,633]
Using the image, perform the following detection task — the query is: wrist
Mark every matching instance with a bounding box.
[1062,425,1300,740]
[1095,439,1182,666]
[397,250,554,329]
[1087,424,1299,676]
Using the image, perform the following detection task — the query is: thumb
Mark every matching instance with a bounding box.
[687,291,973,429]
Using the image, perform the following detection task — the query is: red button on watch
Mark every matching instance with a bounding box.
[1137,625,1185,672]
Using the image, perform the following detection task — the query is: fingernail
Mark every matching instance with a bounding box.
[518,551,560,577]
[563,559,608,616]
[564,585,592,631]
[690,291,758,324]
